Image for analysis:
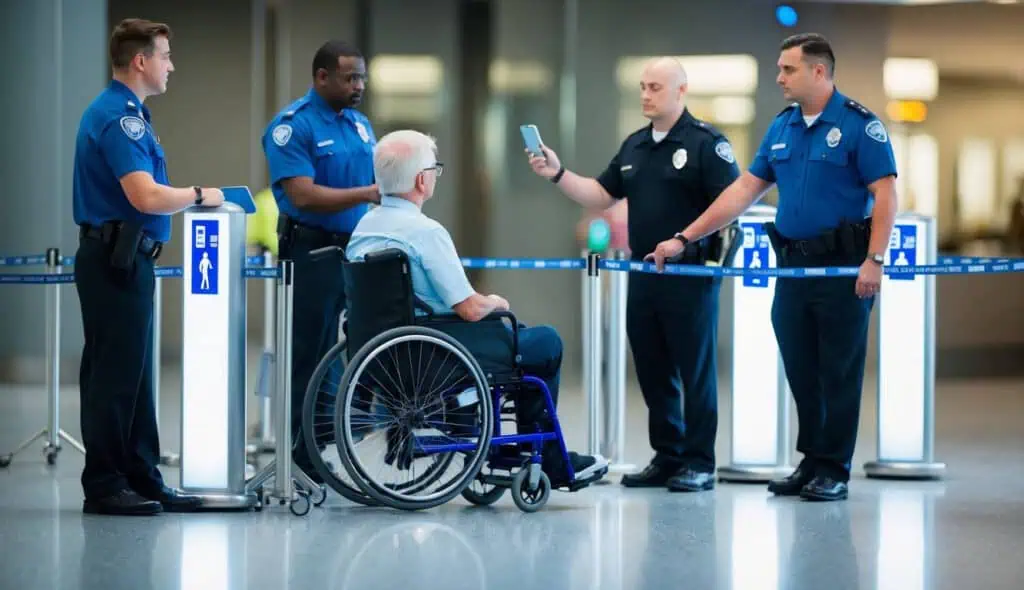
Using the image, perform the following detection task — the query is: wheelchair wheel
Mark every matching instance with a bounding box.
[303,339,379,506]
[461,476,505,506]
[511,467,550,513]
[336,326,494,511]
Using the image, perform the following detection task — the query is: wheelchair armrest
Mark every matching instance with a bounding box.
[417,310,521,367]
[309,245,344,263]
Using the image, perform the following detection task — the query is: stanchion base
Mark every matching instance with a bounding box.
[863,460,945,480]
[717,465,795,483]
[192,492,260,511]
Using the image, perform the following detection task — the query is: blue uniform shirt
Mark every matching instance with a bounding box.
[72,80,171,242]
[262,88,376,234]
[749,88,898,240]
[347,196,474,314]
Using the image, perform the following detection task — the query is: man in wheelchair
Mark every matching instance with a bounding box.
[345,129,608,490]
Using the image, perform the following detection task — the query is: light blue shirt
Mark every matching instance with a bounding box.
[347,196,474,314]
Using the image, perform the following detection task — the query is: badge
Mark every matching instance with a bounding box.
[672,148,688,170]
[272,124,292,147]
[826,127,842,148]
[865,120,888,143]
[119,116,145,141]
[715,141,735,163]
[355,121,370,143]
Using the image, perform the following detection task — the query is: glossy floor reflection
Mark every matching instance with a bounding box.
[1,374,1023,590]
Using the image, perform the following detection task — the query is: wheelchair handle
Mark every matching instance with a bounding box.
[483,310,521,365]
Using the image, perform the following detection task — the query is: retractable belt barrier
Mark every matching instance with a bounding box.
[3,219,1023,491]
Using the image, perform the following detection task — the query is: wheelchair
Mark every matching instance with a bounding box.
[301,247,595,513]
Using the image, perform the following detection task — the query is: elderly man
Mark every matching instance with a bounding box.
[347,129,608,489]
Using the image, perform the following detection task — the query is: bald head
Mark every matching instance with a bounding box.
[639,57,687,125]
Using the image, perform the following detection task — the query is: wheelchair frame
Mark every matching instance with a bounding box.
[302,246,584,512]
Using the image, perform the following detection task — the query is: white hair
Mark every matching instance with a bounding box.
[373,130,438,195]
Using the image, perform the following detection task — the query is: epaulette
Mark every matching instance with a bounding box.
[692,118,725,140]
[844,98,874,119]
[777,103,798,118]
[280,96,311,120]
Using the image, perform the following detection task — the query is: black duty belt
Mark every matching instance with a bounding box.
[79,222,163,259]
[278,215,351,249]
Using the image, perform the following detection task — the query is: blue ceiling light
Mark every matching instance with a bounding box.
[776,4,799,27]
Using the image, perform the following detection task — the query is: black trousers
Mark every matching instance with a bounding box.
[626,273,720,473]
[771,271,874,482]
[74,237,164,500]
[281,232,348,472]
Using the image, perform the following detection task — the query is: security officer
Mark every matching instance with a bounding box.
[262,40,379,480]
[529,57,740,492]
[650,33,898,501]
[72,18,222,515]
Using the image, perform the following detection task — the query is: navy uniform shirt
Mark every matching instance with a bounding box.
[749,88,898,240]
[262,88,376,234]
[596,109,741,259]
[72,80,171,242]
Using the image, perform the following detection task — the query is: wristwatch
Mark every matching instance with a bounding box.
[673,232,690,246]
[867,252,884,265]
[193,186,204,206]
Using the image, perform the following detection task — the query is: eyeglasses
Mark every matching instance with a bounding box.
[423,162,444,178]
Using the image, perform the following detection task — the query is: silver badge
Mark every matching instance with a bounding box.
[119,116,145,141]
[865,120,888,143]
[672,148,688,170]
[272,124,292,147]
[715,141,735,163]
[355,121,370,143]
[826,127,842,148]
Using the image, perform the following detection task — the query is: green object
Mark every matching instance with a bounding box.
[587,218,611,252]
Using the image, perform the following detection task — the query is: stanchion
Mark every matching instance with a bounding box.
[244,259,323,515]
[251,249,276,454]
[153,278,180,467]
[0,248,85,468]
[601,249,635,474]
[584,251,603,456]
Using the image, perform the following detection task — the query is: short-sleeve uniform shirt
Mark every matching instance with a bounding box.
[748,88,898,240]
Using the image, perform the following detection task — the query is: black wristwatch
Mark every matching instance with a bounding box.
[673,232,690,246]
[867,252,884,265]
[551,166,566,184]
[193,186,204,206]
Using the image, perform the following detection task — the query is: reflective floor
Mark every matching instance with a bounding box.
[1,368,1023,590]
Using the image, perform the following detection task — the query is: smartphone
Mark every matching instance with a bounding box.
[519,124,545,158]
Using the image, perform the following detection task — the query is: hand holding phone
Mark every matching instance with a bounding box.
[520,124,545,159]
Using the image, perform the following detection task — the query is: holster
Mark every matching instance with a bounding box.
[109,220,145,272]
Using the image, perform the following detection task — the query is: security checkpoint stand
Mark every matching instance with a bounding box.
[717,205,794,483]
[865,214,945,479]
[0,249,86,468]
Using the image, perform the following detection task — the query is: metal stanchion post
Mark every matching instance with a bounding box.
[258,249,276,452]
[585,252,602,456]
[1,248,86,468]
[154,278,179,467]
[601,249,634,474]
[244,259,319,515]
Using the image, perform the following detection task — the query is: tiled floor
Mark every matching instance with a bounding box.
[1,367,1022,590]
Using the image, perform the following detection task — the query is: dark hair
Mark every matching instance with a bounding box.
[780,33,835,77]
[109,18,172,69]
[312,40,363,77]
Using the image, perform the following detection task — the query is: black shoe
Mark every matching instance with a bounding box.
[799,476,848,502]
[83,489,162,516]
[621,463,678,488]
[767,465,815,496]
[141,487,204,512]
[667,468,715,492]
[547,452,609,489]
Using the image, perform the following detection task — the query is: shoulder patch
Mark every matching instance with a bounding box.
[271,124,293,147]
[714,141,735,164]
[865,119,889,143]
[844,98,874,119]
[119,116,146,141]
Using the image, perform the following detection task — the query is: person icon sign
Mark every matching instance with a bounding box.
[750,250,762,269]
[895,251,909,266]
[199,251,213,290]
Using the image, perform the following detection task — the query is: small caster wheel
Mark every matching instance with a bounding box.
[312,484,327,507]
[0,454,12,468]
[462,479,505,506]
[290,492,311,516]
[512,467,550,513]
[45,450,58,466]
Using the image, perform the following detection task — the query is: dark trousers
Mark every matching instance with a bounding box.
[771,275,873,482]
[74,237,164,500]
[281,233,348,471]
[626,273,720,472]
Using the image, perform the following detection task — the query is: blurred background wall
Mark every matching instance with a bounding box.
[1,0,1022,384]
